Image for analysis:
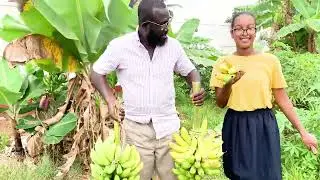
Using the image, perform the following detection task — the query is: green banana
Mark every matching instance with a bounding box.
[116,165,123,175]
[177,174,188,180]
[90,163,103,179]
[190,166,196,175]
[120,167,132,178]
[114,174,120,180]
[204,168,221,176]
[195,175,201,180]
[119,145,131,164]
[172,168,180,175]
[185,171,193,178]
[103,163,116,175]
[173,133,189,147]
[130,162,143,177]
[195,150,201,162]
[190,137,198,151]
[180,127,192,145]
[197,167,205,177]
[121,159,136,169]
[194,161,201,168]
[90,150,110,166]
[103,175,111,180]
[207,159,222,168]
[128,176,135,180]
[169,142,189,153]
[105,143,116,162]
[186,155,195,164]
[181,160,192,169]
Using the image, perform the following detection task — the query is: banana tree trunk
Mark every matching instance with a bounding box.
[308,32,316,53]
[2,112,25,160]
[283,0,292,25]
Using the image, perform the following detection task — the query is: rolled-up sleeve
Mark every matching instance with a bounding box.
[174,43,196,76]
[92,41,120,75]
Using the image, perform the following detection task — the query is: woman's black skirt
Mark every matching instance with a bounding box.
[222,108,282,180]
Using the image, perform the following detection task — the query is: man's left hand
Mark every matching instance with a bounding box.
[191,88,205,106]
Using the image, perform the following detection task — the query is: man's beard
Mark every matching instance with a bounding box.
[147,30,167,46]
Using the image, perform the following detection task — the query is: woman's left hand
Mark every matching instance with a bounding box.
[301,132,318,154]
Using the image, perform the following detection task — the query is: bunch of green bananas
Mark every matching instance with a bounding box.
[216,61,237,83]
[90,122,143,180]
[169,120,223,180]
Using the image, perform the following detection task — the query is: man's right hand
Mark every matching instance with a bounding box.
[107,96,121,121]
[107,96,125,122]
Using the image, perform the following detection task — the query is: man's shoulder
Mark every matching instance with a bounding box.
[109,32,137,46]
[165,36,183,49]
[167,36,180,45]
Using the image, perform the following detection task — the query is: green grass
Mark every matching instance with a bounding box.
[177,98,226,132]
[0,155,83,180]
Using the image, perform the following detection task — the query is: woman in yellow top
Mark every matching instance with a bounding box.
[210,12,318,180]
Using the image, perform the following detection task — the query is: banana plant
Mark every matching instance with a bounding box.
[171,18,221,67]
[230,0,283,29]
[276,0,320,53]
[0,59,45,158]
[0,0,138,176]
[0,58,78,157]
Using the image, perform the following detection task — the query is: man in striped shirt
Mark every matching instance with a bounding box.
[90,0,205,179]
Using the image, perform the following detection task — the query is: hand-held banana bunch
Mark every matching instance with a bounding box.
[216,61,237,84]
[169,82,223,180]
[170,120,223,180]
[90,122,143,180]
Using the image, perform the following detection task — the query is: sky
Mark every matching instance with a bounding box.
[168,0,258,24]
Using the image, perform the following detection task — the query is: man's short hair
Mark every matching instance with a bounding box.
[138,0,167,25]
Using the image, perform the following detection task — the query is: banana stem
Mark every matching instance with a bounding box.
[114,121,120,145]
[191,82,202,132]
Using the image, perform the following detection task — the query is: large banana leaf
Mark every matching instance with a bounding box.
[19,74,45,105]
[43,113,77,144]
[314,0,320,17]
[104,0,133,30]
[16,116,42,130]
[0,15,31,42]
[33,0,104,61]
[0,88,21,105]
[306,19,320,32]
[0,60,24,93]
[277,23,305,39]
[20,2,55,37]
[175,18,200,44]
[291,0,312,18]
[32,0,136,63]
[0,60,24,105]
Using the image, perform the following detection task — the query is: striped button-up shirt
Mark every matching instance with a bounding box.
[92,32,195,139]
